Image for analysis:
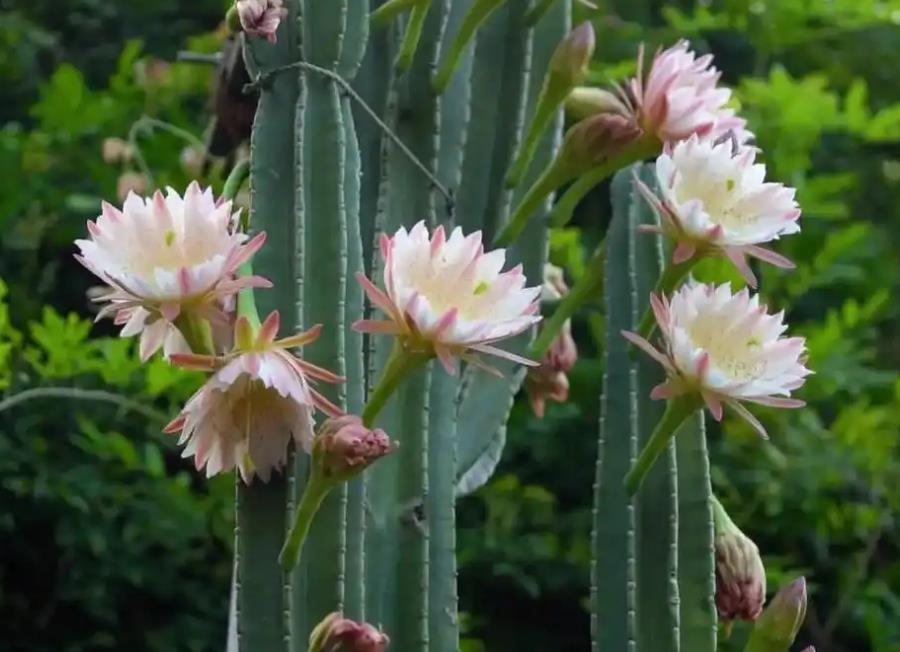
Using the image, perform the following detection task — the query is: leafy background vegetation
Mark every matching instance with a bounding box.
[0,1,898,650]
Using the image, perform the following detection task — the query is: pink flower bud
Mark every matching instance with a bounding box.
[235,0,287,43]
[116,172,148,201]
[549,22,595,88]
[102,138,132,165]
[310,612,390,652]
[715,527,766,622]
[546,319,578,373]
[314,416,395,482]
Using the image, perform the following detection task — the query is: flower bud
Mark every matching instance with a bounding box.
[102,138,132,165]
[541,263,569,302]
[745,578,808,652]
[525,366,569,418]
[235,0,287,43]
[180,145,205,177]
[310,612,390,652]
[116,172,148,201]
[558,113,643,175]
[565,87,630,121]
[715,523,766,621]
[313,416,395,483]
[548,22,595,89]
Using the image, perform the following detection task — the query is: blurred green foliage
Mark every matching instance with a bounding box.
[0,0,898,651]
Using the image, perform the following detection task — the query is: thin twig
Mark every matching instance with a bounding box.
[0,387,170,424]
[177,50,224,65]
[127,116,206,188]
[245,59,455,216]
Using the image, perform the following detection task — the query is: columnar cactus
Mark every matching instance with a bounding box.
[76,1,819,651]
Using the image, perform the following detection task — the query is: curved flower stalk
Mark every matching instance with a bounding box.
[623,282,811,494]
[163,310,343,483]
[354,221,542,376]
[635,135,801,289]
[75,183,269,360]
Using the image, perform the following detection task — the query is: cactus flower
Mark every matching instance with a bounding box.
[635,135,801,287]
[625,40,752,145]
[354,221,541,375]
[313,415,395,483]
[75,183,269,360]
[309,612,390,652]
[163,310,343,482]
[235,0,287,43]
[713,496,766,623]
[623,282,811,439]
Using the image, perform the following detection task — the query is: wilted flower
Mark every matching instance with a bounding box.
[636,135,801,286]
[558,112,644,172]
[313,415,395,483]
[75,182,269,360]
[354,222,541,374]
[235,0,287,43]
[309,612,390,652]
[714,497,766,623]
[164,310,343,482]
[623,282,811,438]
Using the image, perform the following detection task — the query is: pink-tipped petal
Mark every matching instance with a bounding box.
[258,310,281,345]
[702,391,724,421]
[727,400,769,440]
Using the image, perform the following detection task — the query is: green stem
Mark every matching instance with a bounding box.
[625,395,699,496]
[495,156,572,246]
[432,0,508,94]
[236,262,263,329]
[524,0,559,25]
[279,473,332,571]
[635,258,696,340]
[396,0,432,71]
[550,136,660,228]
[361,342,431,427]
[371,0,419,25]
[175,312,216,355]
[710,494,734,537]
[530,240,605,358]
[507,83,569,188]
[222,158,250,203]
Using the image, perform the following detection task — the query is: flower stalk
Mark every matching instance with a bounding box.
[625,394,700,495]
[432,0,508,94]
[635,258,695,339]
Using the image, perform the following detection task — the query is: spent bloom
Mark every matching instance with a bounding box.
[310,612,390,652]
[354,221,541,374]
[623,282,811,438]
[75,183,268,360]
[636,135,801,286]
[525,265,578,417]
[235,0,287,43]
[313,415,395,483]
[164,310,343,482]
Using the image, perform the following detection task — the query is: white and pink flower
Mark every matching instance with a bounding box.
[236,0,287,43]
[623,282,811,438]
[615,40,752,145]
[75,182,269,360]
[164,310,343,483]
[354,222,542,374]
[636,135,801,287]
